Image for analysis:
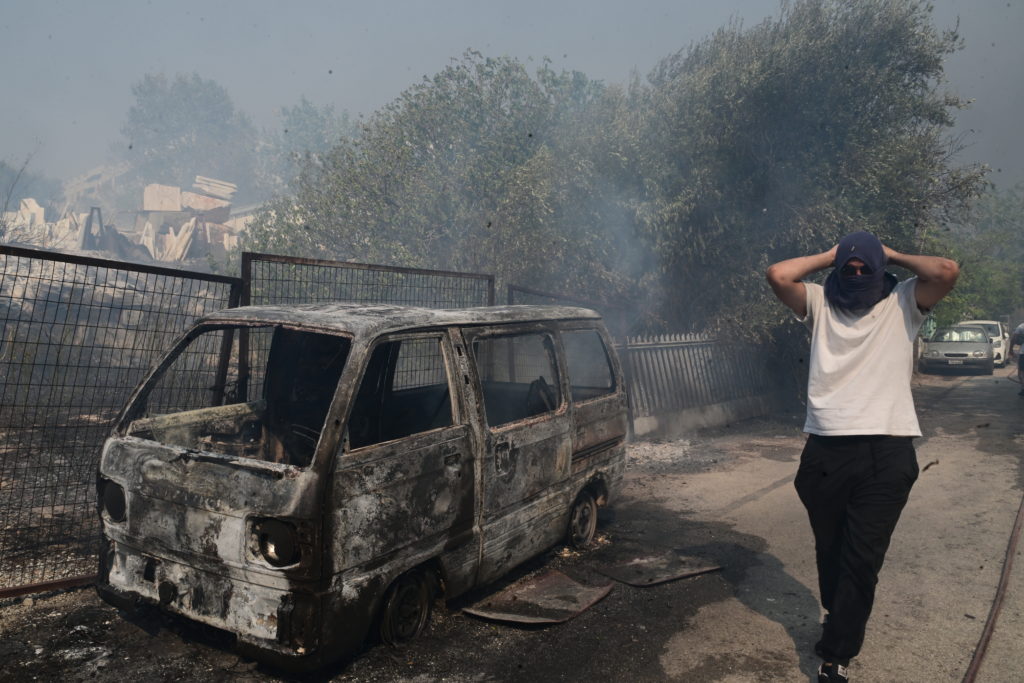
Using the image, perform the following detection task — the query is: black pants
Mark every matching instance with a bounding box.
[794,434,919,662]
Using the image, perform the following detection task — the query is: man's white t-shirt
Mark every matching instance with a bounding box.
[800,278,926,436]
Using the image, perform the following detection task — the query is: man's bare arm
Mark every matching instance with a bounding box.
[766,246,837,317]
[883,246,959,311]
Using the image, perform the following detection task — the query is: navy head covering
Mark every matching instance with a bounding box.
[824,231,897,312]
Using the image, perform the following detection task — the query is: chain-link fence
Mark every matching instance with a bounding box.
[0,245,241,597]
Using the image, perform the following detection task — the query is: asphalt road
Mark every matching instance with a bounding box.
[1,368,1021,682]
[647,368,1024,682]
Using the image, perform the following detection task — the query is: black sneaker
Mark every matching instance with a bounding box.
[818,662,850,682]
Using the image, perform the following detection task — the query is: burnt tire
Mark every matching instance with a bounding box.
[567,490,598,549]
[379,570,433,645]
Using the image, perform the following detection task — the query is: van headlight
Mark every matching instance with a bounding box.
[99,479,127,523]
[251,519,301,567]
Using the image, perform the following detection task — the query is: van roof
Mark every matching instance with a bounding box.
[199,303,602,337]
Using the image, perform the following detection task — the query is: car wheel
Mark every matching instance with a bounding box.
[567,490,598,549]
[379,570,433,645]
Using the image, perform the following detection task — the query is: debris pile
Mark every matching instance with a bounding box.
[2,176,253,264]
[136,176,244,261]
[2,200,146,259]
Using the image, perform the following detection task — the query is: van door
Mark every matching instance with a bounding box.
[560,326,628,466]
[465,326,573,584]
[330,332,476,587]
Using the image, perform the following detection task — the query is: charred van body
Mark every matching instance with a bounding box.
[96,304,627,669]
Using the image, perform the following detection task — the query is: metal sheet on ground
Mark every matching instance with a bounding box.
[595,551,721,586]
[462,569,613,624]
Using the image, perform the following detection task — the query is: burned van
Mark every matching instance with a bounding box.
[96,304,627,669]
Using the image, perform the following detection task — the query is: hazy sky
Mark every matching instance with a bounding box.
[3,0,1022,186]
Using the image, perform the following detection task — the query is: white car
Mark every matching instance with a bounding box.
[959,320,1009,367]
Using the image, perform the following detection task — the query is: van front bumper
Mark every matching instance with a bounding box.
[98,538,319,660]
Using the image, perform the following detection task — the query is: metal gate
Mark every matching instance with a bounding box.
[0,245,241,597]
[243,252,496,307]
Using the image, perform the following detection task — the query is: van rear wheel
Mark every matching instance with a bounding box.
[567,490,598,549]
[379,570,433,645]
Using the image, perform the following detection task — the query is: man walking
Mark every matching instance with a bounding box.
[766,232,958,682]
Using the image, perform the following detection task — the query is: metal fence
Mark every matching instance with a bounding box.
[244,252,495,307]
[1,247,781,597]
[239,252,497,407]
[0,245,241,597]
[623,333,776,419]
[506,284,781,425]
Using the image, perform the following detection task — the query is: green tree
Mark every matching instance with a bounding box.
[245,52,650,309]
[263,97,359,191]
[117,73,262,204]
[640,0,986,333]
[929,183,1024,324]
[244,1,986,340]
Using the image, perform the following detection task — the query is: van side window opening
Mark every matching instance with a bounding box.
[562,330,615,402]
[347,337,454,450]
[473,333,561,427]
[125,325,350,468]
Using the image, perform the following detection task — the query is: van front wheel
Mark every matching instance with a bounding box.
[567,490,598,549]
[379,570,433,645]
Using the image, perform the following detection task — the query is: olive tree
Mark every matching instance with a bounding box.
[639,0,987,333]
[930,183,1024,325]
[245,1,986,339]
[244,52,650,306]
[117,73,263,206]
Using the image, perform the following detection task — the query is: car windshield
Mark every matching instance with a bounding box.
[124,324,351,467]
[932,327,988,343]
[961,322,1000,337]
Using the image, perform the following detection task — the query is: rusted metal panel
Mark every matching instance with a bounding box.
[0,575,96,600]
[463,569,612,624]
[331,427,475,572]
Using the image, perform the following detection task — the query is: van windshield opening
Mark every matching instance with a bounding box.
[124,325,350,467]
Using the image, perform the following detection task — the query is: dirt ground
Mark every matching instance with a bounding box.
[1,368,1021,682]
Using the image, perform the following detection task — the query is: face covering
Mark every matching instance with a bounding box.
[823,231,897,312]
